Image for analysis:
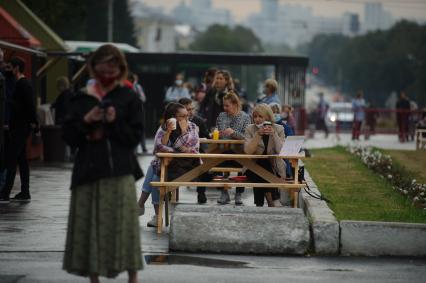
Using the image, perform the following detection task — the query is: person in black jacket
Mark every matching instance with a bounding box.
[178,97,211,204]
[51,76,73,125]
[0,57,38,202]
[62,44,143,283]
[199,69,235,130]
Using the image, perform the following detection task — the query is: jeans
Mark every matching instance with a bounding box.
[141,164,160,204]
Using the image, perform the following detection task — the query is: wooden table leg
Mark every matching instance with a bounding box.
[293,159,299,208]
[157,187,165,234]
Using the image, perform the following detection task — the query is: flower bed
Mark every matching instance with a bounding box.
[348,146,426,209]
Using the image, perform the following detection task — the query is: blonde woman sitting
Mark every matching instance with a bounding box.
[244,104,286,207]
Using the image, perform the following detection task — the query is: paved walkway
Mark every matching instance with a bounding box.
[305,132,416,150]
[0,141,425,282]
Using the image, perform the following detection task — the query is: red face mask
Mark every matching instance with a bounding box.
[96,74,118,87]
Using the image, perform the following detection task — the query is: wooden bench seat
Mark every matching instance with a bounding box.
[151,181,306,190]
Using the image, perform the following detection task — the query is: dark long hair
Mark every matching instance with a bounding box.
[162,102,186,144]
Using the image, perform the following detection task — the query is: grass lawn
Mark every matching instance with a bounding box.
[382,149,426,183]
[303,146,426,223]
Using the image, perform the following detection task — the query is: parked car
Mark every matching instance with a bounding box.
[325,102,354,130]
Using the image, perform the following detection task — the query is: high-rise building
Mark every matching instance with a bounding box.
[364,2,394,32]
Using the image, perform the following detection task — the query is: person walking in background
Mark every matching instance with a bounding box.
[62,44,144,283]
[51,76,74,125]
[199,69,235,130]
[365,102,379,140]
[352,91,366,140]
[396,92,411,142]
[257,78,281,105]
[408,99,419,141]
[129,72,148,153]
[164,73,191,103]
[0,57,38,203]
[315,92,329,138]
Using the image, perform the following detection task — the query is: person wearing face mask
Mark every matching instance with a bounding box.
[257,79,281,105]
[0,57,38,203]
[244,104,286,207]
[62,44,144,283]
[164,74,191,103]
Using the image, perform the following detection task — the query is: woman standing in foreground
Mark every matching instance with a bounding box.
[62,44,144,283]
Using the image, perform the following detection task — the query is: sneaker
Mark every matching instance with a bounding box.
[0,195,10,203]
[147,215,162,228]
[273,200,283,207]
[234,193,243,205]
[217,190,230,204]
[197,192,207,204]
[11,192,31,202]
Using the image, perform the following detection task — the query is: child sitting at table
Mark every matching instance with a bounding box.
[244,104,286,207]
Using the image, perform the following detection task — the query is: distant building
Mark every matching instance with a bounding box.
[363,2,394,32]
[131,1,177,52]
[342,13,360,36]
[171,0,233,31]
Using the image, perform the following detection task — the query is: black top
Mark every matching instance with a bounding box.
[51,89,74,125]
[199,88,240,130]
[190,114,209,138]
[62,85,144,188]
[8,77,38,131]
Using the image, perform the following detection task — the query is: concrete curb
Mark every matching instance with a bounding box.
[303,169,426,256]
[340,220,426,256]
[170,205,310,255]
[300,170,340,255]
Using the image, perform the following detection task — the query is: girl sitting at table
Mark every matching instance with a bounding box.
[215,91,251,205]
[138,102,199,227]
[244,103,287,207]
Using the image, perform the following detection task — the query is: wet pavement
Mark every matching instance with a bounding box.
[0,137,425,282]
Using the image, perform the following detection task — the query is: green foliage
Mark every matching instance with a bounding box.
[189,24,263,53]
[21,0,137,45]
[21,0,87,40]
[303,21,426,107]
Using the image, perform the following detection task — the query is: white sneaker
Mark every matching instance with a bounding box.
[147,215,163,227]
[273,200,283,207]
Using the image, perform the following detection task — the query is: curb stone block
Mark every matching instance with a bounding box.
[170,205,310,255]
[340,220,426,256]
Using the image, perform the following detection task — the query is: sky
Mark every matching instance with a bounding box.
[140,0,426,22]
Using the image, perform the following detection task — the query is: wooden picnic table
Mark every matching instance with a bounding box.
[150,151,306,234]
[199,138,244,153]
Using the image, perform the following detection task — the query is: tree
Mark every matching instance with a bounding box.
[189,24,263,53]
[22,0,137,45]
[21,0,87,40]
[302,21,426,107]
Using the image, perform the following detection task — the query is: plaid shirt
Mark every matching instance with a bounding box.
[151,122,199,173]
[216,111,251,139]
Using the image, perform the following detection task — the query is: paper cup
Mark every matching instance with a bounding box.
[168,118,177,130]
